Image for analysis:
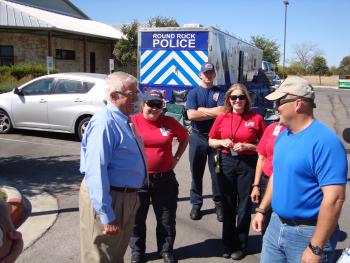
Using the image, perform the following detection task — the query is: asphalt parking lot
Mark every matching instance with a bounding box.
[0,87,349,262]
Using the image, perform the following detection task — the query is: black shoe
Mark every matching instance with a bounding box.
[215,206,223,222]
[161,252,176,263]
[190,207,202,220]
[131,254,145,263]
[231,250,245,260]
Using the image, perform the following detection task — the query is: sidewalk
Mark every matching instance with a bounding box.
[0,178,58,250]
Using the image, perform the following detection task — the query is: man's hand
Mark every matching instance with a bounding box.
[251,187,260,203]
[301,246,321,263]
[251,212,265,233]
[0,231,24,263]
[103,220,120,236]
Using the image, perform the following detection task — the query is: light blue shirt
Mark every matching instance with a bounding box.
[80,103,145,224]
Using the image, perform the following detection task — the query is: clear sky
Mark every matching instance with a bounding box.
[71,0,349,67]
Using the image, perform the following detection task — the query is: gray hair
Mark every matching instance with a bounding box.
[105,71,138,102]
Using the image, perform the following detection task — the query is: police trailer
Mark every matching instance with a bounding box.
[137,25,273,121]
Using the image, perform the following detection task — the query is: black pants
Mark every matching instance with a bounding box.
[129,170,179,256]
[189,131,222,209]
[219,153,257,253]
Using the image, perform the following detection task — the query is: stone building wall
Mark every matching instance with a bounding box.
[0,31,114,74]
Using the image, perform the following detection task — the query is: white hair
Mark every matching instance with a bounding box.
[105,71,138,102]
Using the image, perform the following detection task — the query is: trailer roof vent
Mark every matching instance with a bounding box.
[183,23,203,28]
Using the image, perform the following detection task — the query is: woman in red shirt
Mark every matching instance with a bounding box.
[129,90,188,263]
[250,121,286,232]
[209,83,266,260]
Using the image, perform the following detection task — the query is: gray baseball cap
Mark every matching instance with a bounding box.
[265,76,315,101]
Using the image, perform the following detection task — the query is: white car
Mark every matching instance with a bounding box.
[0,73,108,140]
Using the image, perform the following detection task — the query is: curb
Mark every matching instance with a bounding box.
[0,186,27,228]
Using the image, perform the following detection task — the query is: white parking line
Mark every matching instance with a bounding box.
[0,137,71,146]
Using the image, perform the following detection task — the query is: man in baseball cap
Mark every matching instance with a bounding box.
[265,76,316,108]
[186,62,225,222]
[252,75,347,263]
[200,62,215,73]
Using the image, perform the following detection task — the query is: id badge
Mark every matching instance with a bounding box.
[273,125,282,136]
[230,148,238,156]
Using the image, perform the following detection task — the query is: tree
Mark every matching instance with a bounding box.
[113,17,179,75]
[291,43,323,73]
[250,35,280,65]
[338,56,350,75]
[286,62,305,75]
[147,16,179,27]
[113,20,139,73]
[311,56,329,84]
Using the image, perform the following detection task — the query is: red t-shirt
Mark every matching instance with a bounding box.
[131,113,188,173]
[209,111,266,155]
[256,122,286,176]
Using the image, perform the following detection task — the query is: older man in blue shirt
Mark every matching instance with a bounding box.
[79,71,146,263]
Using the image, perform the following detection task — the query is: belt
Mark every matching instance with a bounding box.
[279,216,317,226]
[110,186,138,193]
[149,170,174,179]
[191,129,209,137]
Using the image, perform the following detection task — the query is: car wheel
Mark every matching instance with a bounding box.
[0,110,13,134]
[77,117,91,141]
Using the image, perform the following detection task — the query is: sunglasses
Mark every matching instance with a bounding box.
[116,90,140,97]
[276,97,299,107]
[145,101,163,109]
[229,95,247,101]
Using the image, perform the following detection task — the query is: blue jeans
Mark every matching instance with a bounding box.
[261,213,339,263]
[189,132,222,208]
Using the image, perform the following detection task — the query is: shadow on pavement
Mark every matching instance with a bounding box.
[30,207,79,217]
[142,235,263,261]
[1,154,82,197]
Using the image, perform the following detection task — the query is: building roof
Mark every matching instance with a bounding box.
[0,0,122,40]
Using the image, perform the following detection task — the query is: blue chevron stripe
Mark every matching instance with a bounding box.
[141,50,171,82]
[191,51,208,67]
[140,50,159,68]
[148,58,198,86]
[163,72,185,86]
[176,52,200,76]
[141,50,208,85]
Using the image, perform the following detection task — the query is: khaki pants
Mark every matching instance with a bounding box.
[79,181,139,263]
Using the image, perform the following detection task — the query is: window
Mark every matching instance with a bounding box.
[53,79,94,94]
[0,45,14,66]
[55,49,75,60]
[21,78,54,96]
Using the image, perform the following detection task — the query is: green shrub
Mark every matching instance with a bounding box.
[0,190,7,201]
[0,64,58,93]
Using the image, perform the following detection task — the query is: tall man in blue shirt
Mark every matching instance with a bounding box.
[186,62,225,221]
[79,72,146,263]
[251,76,347,263]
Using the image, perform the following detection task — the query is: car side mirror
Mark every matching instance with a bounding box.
[13,87,23,96]
[342,128,350,143]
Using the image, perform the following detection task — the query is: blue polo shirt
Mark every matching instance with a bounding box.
[186,85,225,133]
[272,119,347,220]
[80,103,145,224]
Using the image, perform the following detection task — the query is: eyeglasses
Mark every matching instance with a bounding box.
[145,101,163,109]
[229,95,247,101]
[276,97,299,107]
[116,90,140,97]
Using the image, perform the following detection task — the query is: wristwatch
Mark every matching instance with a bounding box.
[308,243,323,256]
[252,183,260,188]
